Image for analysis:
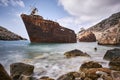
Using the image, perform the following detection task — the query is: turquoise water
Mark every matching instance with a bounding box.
[0,40,120,78]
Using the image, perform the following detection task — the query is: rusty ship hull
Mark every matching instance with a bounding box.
[21,14,76,43]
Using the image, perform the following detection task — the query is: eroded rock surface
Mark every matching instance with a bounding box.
[10,63,34,80]
[64,49,90,58]
[77,31,96,42]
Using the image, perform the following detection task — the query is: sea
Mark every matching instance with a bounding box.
[0,40,120,79]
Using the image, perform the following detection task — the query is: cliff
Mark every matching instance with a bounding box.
[83,12,120,45]
[88,12,120,32]
[0,26,26,40]
[21,14,76,43]
[77,31,96,42]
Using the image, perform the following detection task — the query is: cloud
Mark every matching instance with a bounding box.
[0,0,25,7]
[58,0,120,32]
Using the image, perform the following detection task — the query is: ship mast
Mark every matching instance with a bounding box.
[30,7,38,15]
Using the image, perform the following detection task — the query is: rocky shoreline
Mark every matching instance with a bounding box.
[1,48,120,80]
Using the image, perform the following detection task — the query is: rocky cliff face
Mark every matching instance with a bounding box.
[86,12,120,45]
[77,31,96,42]
[88,12,120,32]
[0,26,26,40]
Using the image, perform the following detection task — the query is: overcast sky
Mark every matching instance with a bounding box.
[0,0,120,39]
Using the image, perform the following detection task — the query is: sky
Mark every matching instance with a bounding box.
[0,0,120,39]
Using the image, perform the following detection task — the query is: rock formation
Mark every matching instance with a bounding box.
[79,12,120,45]
[98,24,120,45]
[77,31,96,42]
[80,61,102,71]
[0,26,26,40]
[79,61,112,80]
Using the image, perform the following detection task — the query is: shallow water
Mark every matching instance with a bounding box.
[0,40,119,78]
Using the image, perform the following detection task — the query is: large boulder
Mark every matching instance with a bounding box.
[10,63,34,80]
[64,49,90,58]
[103,48,120,60]
[0,63,12,80]
[77,31,96,42]
[83,68,112,80]
[80,61,102,71]
[79,61,113,80]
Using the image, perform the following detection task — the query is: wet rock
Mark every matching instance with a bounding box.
[103,48,120,60]
[10,62,34,80]
[0,63,12,80]
[80,61,102,71]
[109,64,120,71]
[84,68,111,80]
[111,71,120,80]
[57,72,81,80]
[39,76,54,80]
[102,75,113,80]
[64,49,90,58]
[78,31,96,42]
[109,57,120,71]
[19,75,37,80]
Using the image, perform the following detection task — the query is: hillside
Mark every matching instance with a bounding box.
[78,12,120,45]
[0,26,26,40]
[88,12,120,32]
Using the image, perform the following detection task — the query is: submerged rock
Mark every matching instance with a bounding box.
[10,62,34,80]
[103,48,120,60]
[80,61,102,71]
[64,49,90,58]
[0,63,12,80]
[77,31,96,42]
